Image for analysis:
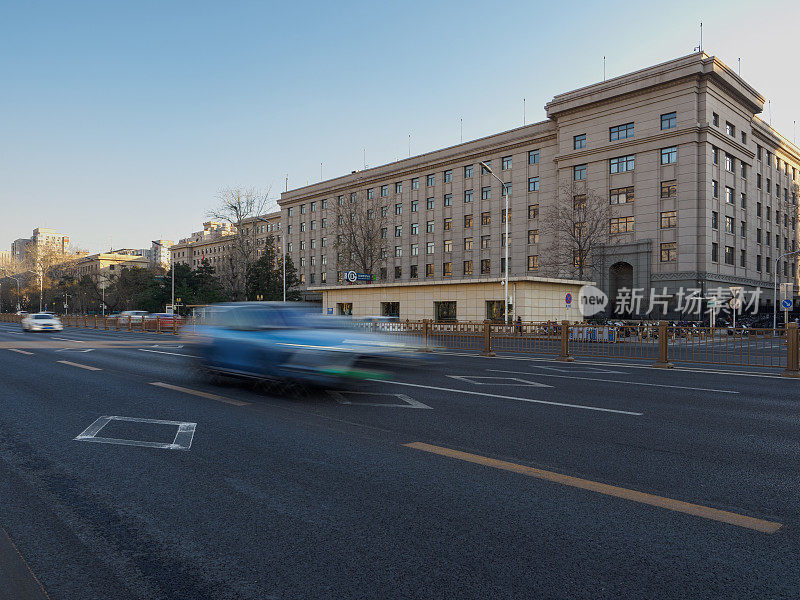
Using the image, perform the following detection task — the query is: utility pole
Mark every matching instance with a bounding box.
[479,161,511,324]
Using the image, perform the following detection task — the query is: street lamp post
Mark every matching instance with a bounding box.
[254,216,286,302]
[478,162,510,324]
[773,249,800,329]
[152,241,175,312]
[0,268,23,312]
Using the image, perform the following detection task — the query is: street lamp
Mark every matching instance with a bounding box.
[773,249,800,329]
[1,267,24,312]
[254,215,286,302]
[478,161,510,324]
[152,241,175,313]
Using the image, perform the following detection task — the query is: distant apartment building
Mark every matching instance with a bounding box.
[170,212,282,270]
[72,251,150,280]
[279,52,800,314]
[150,240,174,269]
[11,227,71,263]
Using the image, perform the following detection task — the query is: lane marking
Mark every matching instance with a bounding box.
[8,349,33,355]
[370,379,642,416]
[488,369,739,394]
[1,525,52,599]
[57,360,101,371]
[139,348,199,358]
[404,442,782,534]
[50,337,85,343]
[329,391,432,409]
[149,381,250,406]
[435,351,793,380]
[448,375,552,388]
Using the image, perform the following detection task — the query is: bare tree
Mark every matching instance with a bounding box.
[541,182,612,281]
[207,187,273,300]
[333,189,387,280]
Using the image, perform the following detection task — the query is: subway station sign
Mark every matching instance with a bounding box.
[345,271,374,283]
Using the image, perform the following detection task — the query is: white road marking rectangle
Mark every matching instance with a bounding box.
[7,349,33,355]
[139,349,199,358]
[74,415,196,451]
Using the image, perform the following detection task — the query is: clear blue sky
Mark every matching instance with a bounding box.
[1,0,798,253]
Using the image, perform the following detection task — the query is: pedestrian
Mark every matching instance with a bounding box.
[515,315,522,335]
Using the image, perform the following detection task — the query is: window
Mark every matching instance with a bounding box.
[528,229,539,244]
[426,197,434,210]
[443,239,452,252]
[443,217,452,231]
[573,195,586,211]
[710,242,719,262]
[726,122,735,137]
[480,259,491,274]
[571,133,587,150]
[464,214,473,228]
[725,154,734,172]
[712,112,719,127]
[442,262,452,277]
[367,188,374,199]
[610,216,635,234]
[481,186,491,200]
[661,211,676,229]
[380,185,388,197]
[757,228,762,244]
[426,264,434,278]
[411,243,419,256]
[426,241,434,254]
[321,218,327,229]
[503,182,512,196]
[380,227,387,239]
[394,245,402,257]
[756,255,761,271]
[395,225,402,237]
[501,208,511,224]
[724,245,734,265]
[741,162,747,179]
[610,186,634,204]
[434,300,455,321]
[660,180,677,198]
[395,182,402,194]
[740,250,746,268]
[610,155,635,173]
[464,237,473,250]
[310,220,316,231]
[528,204,539,219]
[350,192,357,202]
[481,212,491,226]
[481,235,490,249]
[426,220,434,233]
[287,207,294,217]
[661,112,677,130]
[766,206,771,220]
[712,180,719,198]
[410,265,418,278]
[464,189,473,203]
[310,201,317,212]
[766,178,771,193]
[300,222,306,232]
[725,216,734,234]
[528,149,539,164]
[395,203,402,215]
[381,206,388,218]
[444,194,452,207]
[411,200,419,212]
[712,146,719,165]
[725,186,734,204]
[740,221,746,237]
[528,177,539,192]
[379,267,387,281]
[300,204,306,214]
[573,164,587,180]
[481,161,491,174]
[426,174,435,186]
[444,169,452,183]
[712,211,718,229]
[661,147,677,165]
[411,223,419,235]
[527,255,539,270]
[661,242,677,262]
[463,260,473,275]
[610,122,634,141]
[411,178,419,190]
[502,156,512,170]
[757,173,762,189]
[464,165,473,178]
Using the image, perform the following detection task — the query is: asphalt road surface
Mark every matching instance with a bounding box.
[0,321,798,599]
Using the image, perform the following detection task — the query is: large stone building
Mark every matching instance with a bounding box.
[279,52,800,317]
[170,211,282,270]
[11,227,71,263]
[72,251,150,279]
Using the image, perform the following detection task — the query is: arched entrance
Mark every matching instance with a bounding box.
[609,262,634,317]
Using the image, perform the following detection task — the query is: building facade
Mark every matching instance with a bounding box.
[72,251,150,280]
[279,53,800,316]
[11,227,70,263]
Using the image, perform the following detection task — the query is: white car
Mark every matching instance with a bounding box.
[22,313,63,332]
[119,310,149,323]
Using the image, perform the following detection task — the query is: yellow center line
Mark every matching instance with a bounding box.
[8,349,33,355]
[57,360,101,371]
[404,442,782,534]
[149,382,250,406]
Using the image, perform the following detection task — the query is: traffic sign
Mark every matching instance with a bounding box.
[565,293,572,305]
[782,298,793,310]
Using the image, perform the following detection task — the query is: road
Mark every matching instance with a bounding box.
[0,321,798,599]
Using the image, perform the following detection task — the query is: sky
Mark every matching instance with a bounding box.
[1,0,799,253]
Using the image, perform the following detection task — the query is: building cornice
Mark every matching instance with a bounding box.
[309,274,594,292]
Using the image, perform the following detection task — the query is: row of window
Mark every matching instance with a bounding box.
[710,243,797,276]
[571,112,677,151]
[571,147,677,180]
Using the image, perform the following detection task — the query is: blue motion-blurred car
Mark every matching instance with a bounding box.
[188,302,424,387]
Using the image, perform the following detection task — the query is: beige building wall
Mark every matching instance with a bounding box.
[312,277,589,322]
